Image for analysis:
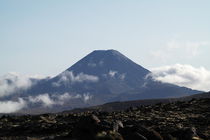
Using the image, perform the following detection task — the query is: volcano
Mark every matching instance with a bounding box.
[4,50,201,113]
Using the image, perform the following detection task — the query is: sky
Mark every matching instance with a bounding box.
[1,0,210,91]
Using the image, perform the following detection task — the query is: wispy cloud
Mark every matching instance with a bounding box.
[0,92,94,113]
[0,71,95,113]
[0,98,26,113]
[167,40,208,57]
[29,93,55,107]
[0,72,45,98]
[148,64,210,91]
[150,40,209,62]
[83,93,93,102]
[104,70,126,80]
[28,92,93,107]
[52,71,99,87]
[109,70,117,77]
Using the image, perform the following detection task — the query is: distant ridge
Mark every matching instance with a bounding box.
[65,91,210,113]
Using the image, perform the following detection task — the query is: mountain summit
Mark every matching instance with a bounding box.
[38,49,152,102]
[66,49,150,86]
[6,50,201,113]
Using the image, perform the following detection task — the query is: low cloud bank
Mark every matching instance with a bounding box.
[0,72,46,98]
[0,73,33,98]
[0,72,94,113]
[0,98,26,113]
[0,92,93,113]
[149,64,210,91]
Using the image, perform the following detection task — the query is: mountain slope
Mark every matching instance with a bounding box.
[27,50,152,101]
[2,49,202,113]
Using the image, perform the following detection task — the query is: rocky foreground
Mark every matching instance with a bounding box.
[0,98,209,140]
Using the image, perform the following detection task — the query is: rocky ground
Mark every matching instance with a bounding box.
[0,98,209,140]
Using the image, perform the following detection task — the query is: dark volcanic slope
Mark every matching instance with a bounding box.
[68,50,150,81]
[22,50,201,111]
[2,49,201,114]
[37,50,200,99]
[29,50,151,96]
[0,98,209,140]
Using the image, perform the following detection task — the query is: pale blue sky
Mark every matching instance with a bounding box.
[1,0,210,76]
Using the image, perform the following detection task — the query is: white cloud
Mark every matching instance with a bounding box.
[52,93,82,105]
[0,73,32,98]
[150,40,209,62]
[0,71,95,112]
[0,91,94,113]
[83,93,93,102]
[0,92,93,113]
[0,72,48,98]
[109,70,117,77]
[56,92,73,101]
[74,73,99,82]
[28,92,93,107]
[52,71,99,87]
[29,93,55,107]
[148,64,210,91]
[107,70,126,80]
[0,98,27,113]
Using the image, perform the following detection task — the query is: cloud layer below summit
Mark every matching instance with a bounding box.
[1,64,210,113]
[149,64,210,91]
